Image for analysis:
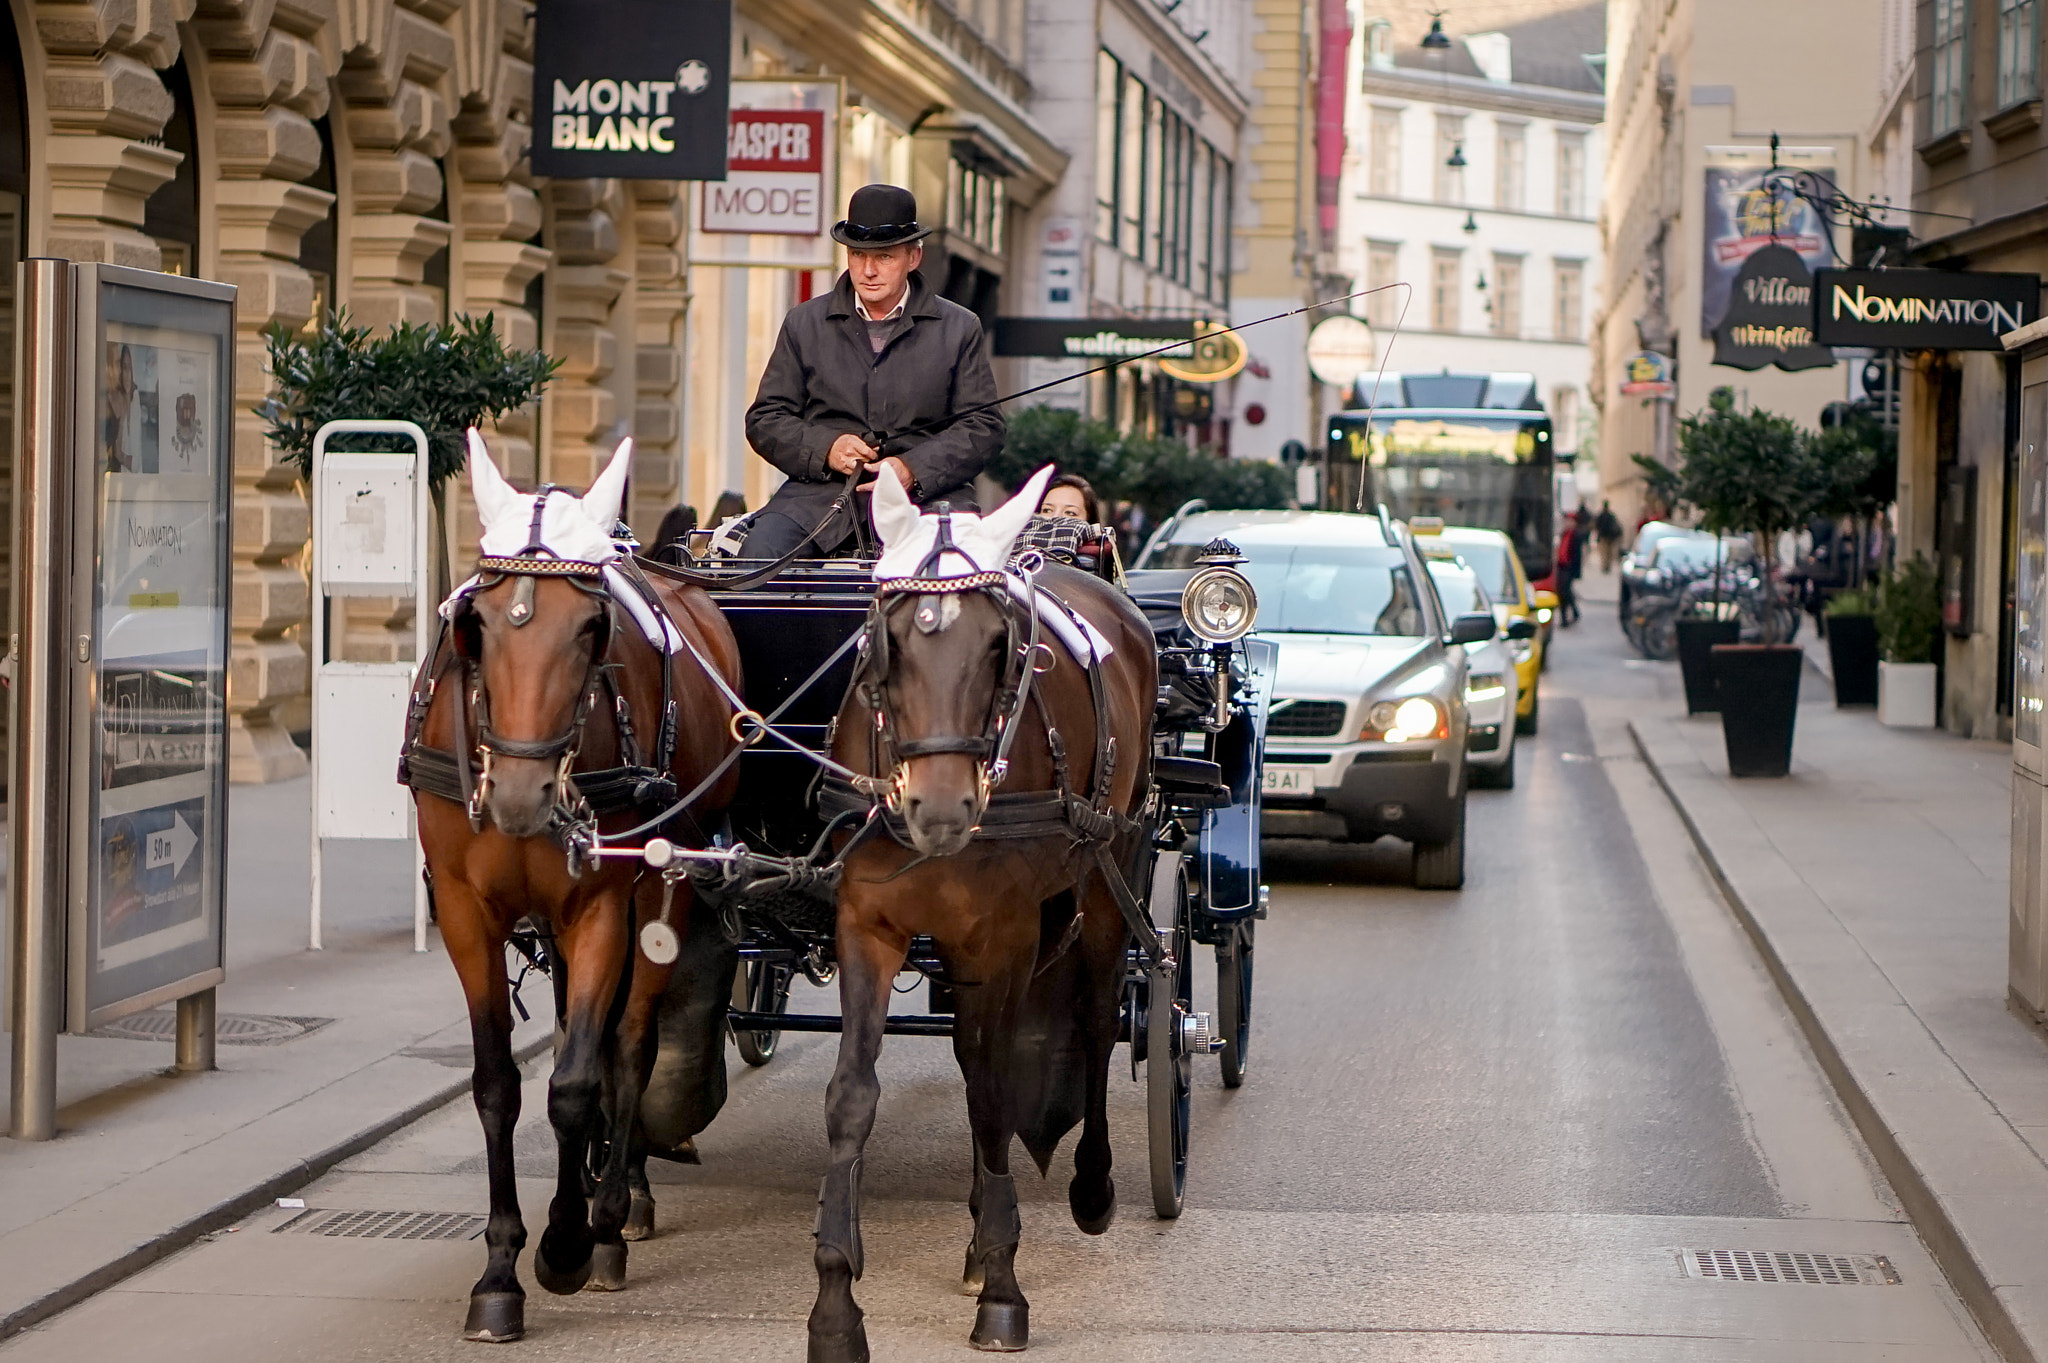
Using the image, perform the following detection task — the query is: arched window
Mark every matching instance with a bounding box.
[299,115,339,328]
[143,59,201,274]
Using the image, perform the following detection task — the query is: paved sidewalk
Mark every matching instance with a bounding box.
[1633,702,2048,1363]
[0,778,551,1341]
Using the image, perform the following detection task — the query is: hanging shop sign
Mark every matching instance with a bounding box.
[1700,145,1834,337]
[1156,322,1248,384]
[1812,268,2041,350]
[531,0,732,180]
[1619,350,1674,397]
[1305,315,1377,388]
[688,78,842,270]
[992,318,1194,359]
[1712,243,1834,371]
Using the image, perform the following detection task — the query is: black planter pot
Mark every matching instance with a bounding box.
[1826,614,1879,707]
[1712,644,1803,777]
[1676,618,1741,715]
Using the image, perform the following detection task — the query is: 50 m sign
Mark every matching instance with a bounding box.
[702,110,826,236]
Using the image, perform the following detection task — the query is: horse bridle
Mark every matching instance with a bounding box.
[854,507,1046,818]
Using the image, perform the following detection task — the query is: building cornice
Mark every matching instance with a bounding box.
[1104,0,1250,122]
[744,0,1069,193]
[1910,199,2048,266]
[1361,65,1605,124]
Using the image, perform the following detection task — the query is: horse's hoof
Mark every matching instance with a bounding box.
[582,1239,628,1292]
[462,1292,525,1343]
[1069,1175,1115,1236]
[807,1322,870,1363]
[960,1245,984,1296]
[532,1229,593,1296]
[622,1194,655,1241]
[648,1136,700,1165]
[970,1300,1029,1351]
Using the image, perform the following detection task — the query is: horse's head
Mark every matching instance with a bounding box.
[866,466,1054,857]
[454,430,632,839]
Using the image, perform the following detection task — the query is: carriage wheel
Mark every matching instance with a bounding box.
[1216,920,1254,1089]
[732,959,792,1067]
[1147,862,1193,1219]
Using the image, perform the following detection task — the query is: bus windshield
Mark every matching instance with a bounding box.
[1327,409,1554,584]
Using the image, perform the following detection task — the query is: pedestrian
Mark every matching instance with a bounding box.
[742,183,1004,557]
[1594,500,1623,573]
[1556,513,1585,626]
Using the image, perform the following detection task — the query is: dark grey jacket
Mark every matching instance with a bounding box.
[744,270,1004,529]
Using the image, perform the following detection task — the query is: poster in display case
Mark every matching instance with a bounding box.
[68,267,235,1031]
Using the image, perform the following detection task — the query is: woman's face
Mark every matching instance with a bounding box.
[1041,486,1090,521]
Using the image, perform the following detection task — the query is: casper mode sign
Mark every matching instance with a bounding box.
[701,109,826,234]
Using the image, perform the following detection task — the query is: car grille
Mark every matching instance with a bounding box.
[1268,699,1348,738]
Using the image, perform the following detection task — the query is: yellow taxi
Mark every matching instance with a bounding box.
[1410,520,1548,735]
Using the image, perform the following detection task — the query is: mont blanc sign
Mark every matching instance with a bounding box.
[1813,268,2041,350]
[531,0,731,180]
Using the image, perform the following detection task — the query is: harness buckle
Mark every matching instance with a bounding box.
[469,748,495,827]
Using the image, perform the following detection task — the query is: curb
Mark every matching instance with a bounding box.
[0,1032,553,1344]
[1630,719,2033,1363]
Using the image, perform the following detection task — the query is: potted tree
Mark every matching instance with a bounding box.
[1823,588,1880,706]
[1639,393,1815,776]
[257,311,561,596]
[1876,555,1941,727]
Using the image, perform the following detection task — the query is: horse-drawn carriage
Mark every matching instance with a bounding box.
[408,448,1270,1354]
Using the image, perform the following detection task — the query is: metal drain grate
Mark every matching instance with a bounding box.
[88,1011,334,1045]
[1683,1249,1900,1285]
[275,1209,486,1241]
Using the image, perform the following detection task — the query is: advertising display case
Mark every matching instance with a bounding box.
[2006,320,2048,1022]
[66,266,235,1032]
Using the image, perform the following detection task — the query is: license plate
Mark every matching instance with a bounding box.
[1262,766,1318,795]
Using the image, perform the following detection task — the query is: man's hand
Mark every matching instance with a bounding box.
[857,456,914,495]
[827,432,877,476]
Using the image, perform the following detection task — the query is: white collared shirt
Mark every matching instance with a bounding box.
[855,289,908,323]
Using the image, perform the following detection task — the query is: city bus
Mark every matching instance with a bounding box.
[1323,371,1558,589]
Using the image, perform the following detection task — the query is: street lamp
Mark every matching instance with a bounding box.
[1422,10,1452,49]
[1462,211,1478,234]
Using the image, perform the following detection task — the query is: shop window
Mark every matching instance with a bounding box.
[142,59,200,273]
[1934,0,1968,134]
[1999,0,2040,107]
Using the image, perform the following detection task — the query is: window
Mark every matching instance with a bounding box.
[946,157,1005,254]
[1432,248,1462,331]
[1367,242,1401,327]
[1999,0,2040,107]
[1495,122,1525,211]
[1366,19,1394,69]
[1491,253,1523,337]
[1209,151,1233,304]
[1553,259,1584,340]
[1095,50,1119,242]
[1434,114,1466,204]
[1142,94,1164,268]
[1370,108,1402,196]
[1119,68,1144,256]
[1191,146,1212,293]
[1555,130,1586,216]
[1934,0,1968,134]
[1551,386,1580,454]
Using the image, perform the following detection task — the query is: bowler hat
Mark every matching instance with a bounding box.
[830,184,932,248]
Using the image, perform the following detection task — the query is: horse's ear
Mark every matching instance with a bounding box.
[467,428,521,529]
[869,463,922,549]
[582,436,633,529]
[977,465,1056,564]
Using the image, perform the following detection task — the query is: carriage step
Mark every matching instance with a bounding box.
[1152,756,1230,807]
[729,1010,955,1037]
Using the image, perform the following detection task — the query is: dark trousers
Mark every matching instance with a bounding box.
[741,508,854,559]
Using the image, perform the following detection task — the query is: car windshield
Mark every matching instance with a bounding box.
[1438,538,1518,606]
[1425,560,1492,617]
[1223,544,1428,636]
[1652,538,1754,570]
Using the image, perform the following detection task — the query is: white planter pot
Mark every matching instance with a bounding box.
[1879,661,1937,728]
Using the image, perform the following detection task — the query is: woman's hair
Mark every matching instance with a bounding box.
[1044,472,1100,524]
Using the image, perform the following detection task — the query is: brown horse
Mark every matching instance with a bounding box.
[807,468,1160,1360]
[409,434,743,1343]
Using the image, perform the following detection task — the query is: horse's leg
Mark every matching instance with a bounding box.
[1068,872,1128,1236]
[583,910,669,1292]
[623,1136,656,1241]
[438,881,527,1342]
[953,939,1034,1352]
[808,922,908,1363]
[533,891,630,1295]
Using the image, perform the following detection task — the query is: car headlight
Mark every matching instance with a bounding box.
[1362,696,1445,742]
[1536,607,1553,623]
[1182,567,1258,643]
[1466,672,1507,700]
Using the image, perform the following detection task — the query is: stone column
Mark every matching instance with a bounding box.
[542,179,628,492]
[628,180,687,534]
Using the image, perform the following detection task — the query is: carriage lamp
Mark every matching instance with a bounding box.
[1466,673,1508,701]
[1182,567,1258,643]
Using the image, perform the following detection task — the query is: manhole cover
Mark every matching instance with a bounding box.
[88,1011,334,1045]
[275,1209,486,1241]
[1683,1249,1899,1285]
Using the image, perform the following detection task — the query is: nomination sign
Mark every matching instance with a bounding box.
[531,0,731,180]
[1813,268,2041,350]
